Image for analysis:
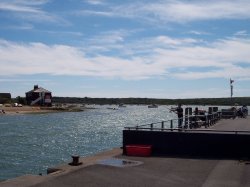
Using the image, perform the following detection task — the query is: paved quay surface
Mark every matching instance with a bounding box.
[209,116,250,131]
[1,117,250,187]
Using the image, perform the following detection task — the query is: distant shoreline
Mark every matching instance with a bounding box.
[0,106,83,115]
[52,96,250,106]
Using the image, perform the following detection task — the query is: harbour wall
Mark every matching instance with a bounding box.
[123,130,250,159]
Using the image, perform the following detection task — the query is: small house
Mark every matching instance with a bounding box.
[26,85,52,106]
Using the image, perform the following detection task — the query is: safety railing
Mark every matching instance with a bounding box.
[124,112,221,131]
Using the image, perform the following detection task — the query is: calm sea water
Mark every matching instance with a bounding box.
[0,105,179,181]
[0,104,235,181]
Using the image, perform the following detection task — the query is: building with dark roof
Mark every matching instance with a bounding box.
[0,93,11,104]
[26,85,52,106]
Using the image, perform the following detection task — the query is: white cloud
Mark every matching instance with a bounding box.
[0,0,66,24]
[189,30,210,35]
[0,3,40,13]
[2,23,34,30]
[0,78,49,82]
[0,35,250,81]
[0,0,48,13]
[0,40,164,80]
[85,0,105,5]
[79,0,250,23]
[173,66,250,80]
[41,30,84,37]
[87,30,126,44]
[145,0,250,23]
[154,36,201,46]
[234,30,248,36]
[76,10,114,17]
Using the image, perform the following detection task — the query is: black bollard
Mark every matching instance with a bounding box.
[69,155,82,166]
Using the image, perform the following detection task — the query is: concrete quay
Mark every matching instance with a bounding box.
[1,117,250,187]
[208,116,250,131]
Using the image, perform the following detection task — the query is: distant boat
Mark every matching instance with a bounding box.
[148,104,158,108]
[107,107,118,110]
[118,103,126,107]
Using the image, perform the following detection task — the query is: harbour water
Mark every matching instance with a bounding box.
[0,105,178,181]
[0,104,234,181]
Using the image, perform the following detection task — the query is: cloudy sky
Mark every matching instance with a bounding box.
[0,0,250,98]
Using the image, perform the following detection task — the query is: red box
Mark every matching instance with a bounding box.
[126,145,152,157]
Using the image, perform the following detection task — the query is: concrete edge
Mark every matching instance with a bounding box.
[0,148,123,187]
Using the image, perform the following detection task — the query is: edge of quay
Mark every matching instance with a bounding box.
[0,148,122,187]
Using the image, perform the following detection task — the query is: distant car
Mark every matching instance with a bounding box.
[18,104,23,107]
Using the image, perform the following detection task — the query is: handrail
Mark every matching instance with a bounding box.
[125,112,222,131]
[135,120,173,128]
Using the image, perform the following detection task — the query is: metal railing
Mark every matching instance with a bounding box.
[124,112,221,131]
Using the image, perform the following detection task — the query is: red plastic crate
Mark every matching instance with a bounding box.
[126,145,152,157]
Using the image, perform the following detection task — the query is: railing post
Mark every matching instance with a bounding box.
[150,123,153,131]
[161,121,164,131]
[188,116,191,129]
[212,114,215,125]
[204,115,207,128]
[170,120,173,131]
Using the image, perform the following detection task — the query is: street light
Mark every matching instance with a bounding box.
[230,78,234,105]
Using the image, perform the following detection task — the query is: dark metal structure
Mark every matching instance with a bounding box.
[123,128,250,158]
[123,110,250,159]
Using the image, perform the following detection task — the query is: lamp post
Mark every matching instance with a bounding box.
[230,78,234,105]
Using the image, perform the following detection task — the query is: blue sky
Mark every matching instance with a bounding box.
[0,0,250,98]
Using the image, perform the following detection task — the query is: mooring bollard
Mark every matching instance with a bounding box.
[69,155,82,166]
[72,155,79,165]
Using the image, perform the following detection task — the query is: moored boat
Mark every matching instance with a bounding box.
[148,104,158,108]
[118,103,126,107]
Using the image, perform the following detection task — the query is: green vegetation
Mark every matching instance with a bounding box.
[13,96,27,105]
[52,96,250,106]
[4,96,249,106]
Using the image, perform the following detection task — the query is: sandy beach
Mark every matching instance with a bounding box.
[0,106,83,115]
